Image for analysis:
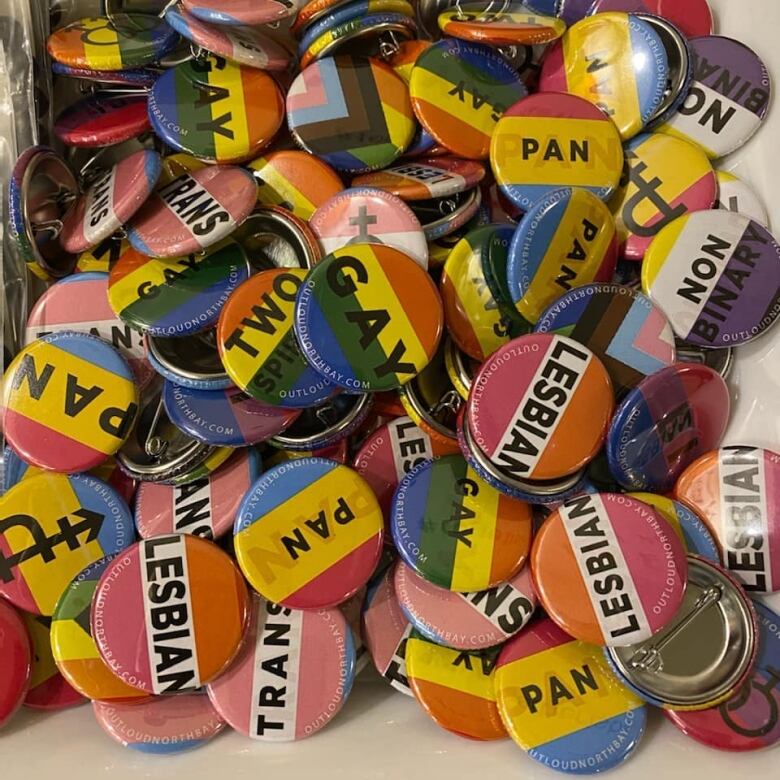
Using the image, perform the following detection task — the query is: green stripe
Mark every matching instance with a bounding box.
[175,63,217,160]
[247,329,308,402]
[55,580,96,622]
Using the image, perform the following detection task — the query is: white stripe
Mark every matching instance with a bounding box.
[318,232,428,268]
[457,580,534,636]
[382,163,467,196]
[171,477,215,538]
[83,167,118,247]
[388,417,434,482]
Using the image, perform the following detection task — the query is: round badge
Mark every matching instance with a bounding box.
[171,445,235,487]
[50,61,159,87]
[0,599,31,727]
[352,158,486,201]
[26,271,154,389]
[3,332,138,473]
[46,14,179,70]
[588,0,714,38]
[409,39,527,160]
[539,12,669,140]
[54,94,151,147]
[134,449,261,540]
[287,55,416,173]
[612,132,717,261]
[234,458,384,609]
[507,188,618,323]
[163,382,301,446]
[606,363,730,492]
[342,586,370,674]
[716,170,769,226]
[51,556,150,702]
[532,492,688,645]
[207,596,355,741]
[490,92,624,211]
[22,613,85,710]
[438,3,565,45]
[406,633,506,740]
[92,535,250,693]
[394,560,536,650]
[217,269,335,408]
[628,492,719,561]
[675,446,780,595]
[148,56,283,164]
[145,329,232,390]
[158,153,208,188]
[387,39,432,83]
[127,167,258,258]
[362,563,414,695]
[641,211,780,347]
[0,473,134,616]
[467,333,614,480]
[164,6,292,70]
[182,0,299,25]
[93,693,226,753]
[658,36,771,159]
[534,282,676,398]
[249,151,343,222]
[666,600,780,751]
[391,454,533,591]
[310,188,429,269]
[108,240,250,337]
[495,616,647,771]
[294,243,444,392]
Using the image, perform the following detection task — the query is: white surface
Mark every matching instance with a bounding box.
[3,0,780,776]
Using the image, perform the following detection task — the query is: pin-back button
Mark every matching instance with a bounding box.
[507,188,618,323]
[606,363,730,492]
[395,560,536,650]
[249,151,344,222]
[612,132,717,260]
[47,14,180,71]
[135,449,261,540]
[641,210,780,346]
[539,12,669,140]
[74,236,123,274]
[287,55,416,174]
[182,0,299,26]
[387,39,432,84]
[3,332,139,473]
[414,187,483,240]
[292,0,356,34]
[362,563,414,695]
[207,596,356,740]
[444,337,480,400]
[92,535,250,693]
[108,240,250,337]
[587,0,714,39]
[0,599,31,728]
[164,6,292,70]
[93,693,226,753]
[146,329,232,390]
[666,599,780,750]
[495,615,647,772]
[532,492,687,645]
[409,39,527,160]
[607,555,757,710]
[51,556,150,702]
[676,446,780,594]
[657,36,771,159]
[0,472,134,615]
[51,61,159,88]
[490,92,624,211]
[158,152,207,188]
[391,454,533,591]
[406,633,506,740]
[217,269,335,407]
[342,586,370,674]
[467,333,614,481]
[294,243,443,392]
[715,170,770,226]
[170,444,234,487]
[310,187,428,269]
[59,149,161,255]
[127,167,257,258]
[437,2,566,45]
[534,282,676,399]
[675,339,733,380]
[234,458,384,608]
[148,56,283,164]
[54,94,151,148]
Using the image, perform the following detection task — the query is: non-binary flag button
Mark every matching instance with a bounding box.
[92,535,250,694]
[234,459,384,609]
[531,492,688,646]
[715,170,770,226]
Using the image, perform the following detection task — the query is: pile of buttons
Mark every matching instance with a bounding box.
[1,0,779,768]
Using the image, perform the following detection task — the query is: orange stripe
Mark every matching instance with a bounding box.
[491,495,532,583]
[412,100,488,157]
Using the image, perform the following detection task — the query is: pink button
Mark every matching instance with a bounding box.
[0,599,31,728]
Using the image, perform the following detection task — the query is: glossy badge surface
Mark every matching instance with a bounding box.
[0,599,31,727]
[207,597,355,741]
[183,0,299,25]
[234,459,384,609]
[55,94,151,147]
[92,535,250,693]
[3,332,138,473]
[641,210,780,348]
[294,243,444,392]
[607,363,730,492]
[490,92,624,211]
[587,0,714,38]
[437,3,566,45]
[716,170,769,226]
[495,616,647,773]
